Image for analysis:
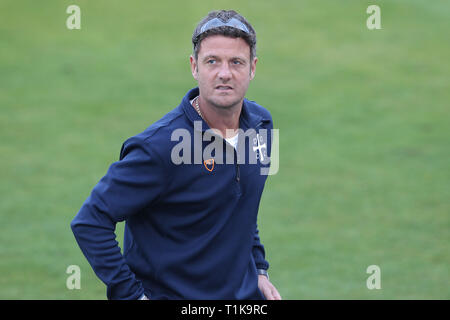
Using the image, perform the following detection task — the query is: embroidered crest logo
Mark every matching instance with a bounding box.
[253,133,267,162]
[204,158,215,172]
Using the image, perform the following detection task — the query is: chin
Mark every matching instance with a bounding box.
[211,95,242,109]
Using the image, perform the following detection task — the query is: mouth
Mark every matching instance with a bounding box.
[215,85,233,91]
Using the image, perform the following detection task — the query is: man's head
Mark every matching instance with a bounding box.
[192,10,257,62]
[190,10,258,110]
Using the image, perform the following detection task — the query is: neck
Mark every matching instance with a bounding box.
[193,96,242,138]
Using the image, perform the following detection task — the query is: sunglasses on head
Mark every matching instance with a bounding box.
[199,17,250,35]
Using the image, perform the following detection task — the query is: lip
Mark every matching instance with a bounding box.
[215,85,233,90]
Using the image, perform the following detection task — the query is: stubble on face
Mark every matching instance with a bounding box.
[191,35,257,112]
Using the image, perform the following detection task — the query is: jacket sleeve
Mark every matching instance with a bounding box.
[252,111,273,271]
[70,136,167,299]
[252,224,270,270]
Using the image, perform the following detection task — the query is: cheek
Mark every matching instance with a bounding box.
[237,73,252,88]
[197,76,213,93]
[198,70,215,86]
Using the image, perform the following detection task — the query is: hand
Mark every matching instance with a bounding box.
[258,275,282,300]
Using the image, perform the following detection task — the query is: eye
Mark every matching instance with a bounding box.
[207,59,216,64]
[232,60,242,65]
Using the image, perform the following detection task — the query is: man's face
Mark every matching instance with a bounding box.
[190,35,257,110]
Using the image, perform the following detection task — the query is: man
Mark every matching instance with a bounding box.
[71,9,281,300]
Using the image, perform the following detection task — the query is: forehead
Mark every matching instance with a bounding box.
[197,35,251,59]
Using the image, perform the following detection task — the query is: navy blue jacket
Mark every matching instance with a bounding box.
[71,87,273,299]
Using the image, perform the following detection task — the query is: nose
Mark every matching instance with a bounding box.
[217,63,232,81]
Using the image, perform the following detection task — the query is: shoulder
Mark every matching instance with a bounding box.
[244,99,273,131]
[120,106,188,162]
[244,99,273,122]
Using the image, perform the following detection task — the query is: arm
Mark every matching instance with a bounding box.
[252,225,282,300]
[252,225,269,271]
[71,137,166,300]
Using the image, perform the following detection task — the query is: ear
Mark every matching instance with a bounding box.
[250,57,258,80]
[190,55,198,80]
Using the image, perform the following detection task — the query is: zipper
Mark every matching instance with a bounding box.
[233,119,268,191]
[234,146,241,195]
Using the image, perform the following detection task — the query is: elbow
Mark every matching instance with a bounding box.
[70,217,79,236]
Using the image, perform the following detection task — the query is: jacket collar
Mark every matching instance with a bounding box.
[181,87,268,132]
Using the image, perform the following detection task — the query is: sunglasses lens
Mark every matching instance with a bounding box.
[199,18,249,35]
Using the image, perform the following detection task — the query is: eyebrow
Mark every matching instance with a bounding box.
[202,55,219,62]
[202,55,247,63]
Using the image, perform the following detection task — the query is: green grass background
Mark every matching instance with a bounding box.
[0,0,448,299]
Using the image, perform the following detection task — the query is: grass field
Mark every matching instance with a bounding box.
[0,0,449,299]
